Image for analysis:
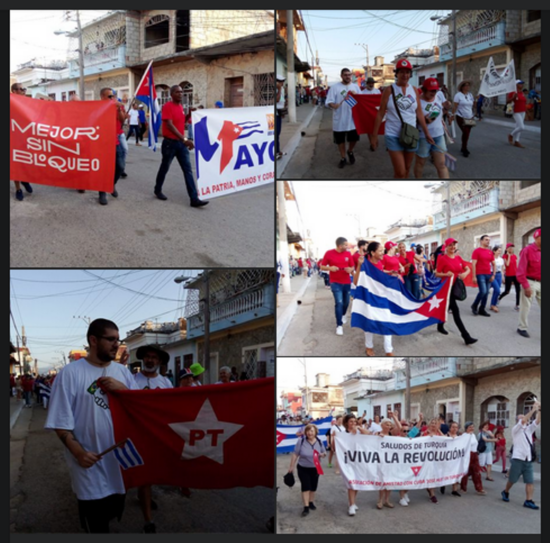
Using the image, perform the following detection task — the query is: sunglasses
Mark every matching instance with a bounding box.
[15,87,26,91]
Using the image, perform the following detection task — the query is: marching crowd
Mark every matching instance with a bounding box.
[318,227,540,355]
[284,402,541,517]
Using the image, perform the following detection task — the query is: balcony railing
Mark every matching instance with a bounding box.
[433,187,499,228]
[440,21,505,60]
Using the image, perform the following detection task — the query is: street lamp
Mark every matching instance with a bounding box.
[175,272,210,376]
[54,10,85,99]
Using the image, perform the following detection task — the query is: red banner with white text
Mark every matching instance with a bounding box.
[10,95,116,191]
[108,378,274,490]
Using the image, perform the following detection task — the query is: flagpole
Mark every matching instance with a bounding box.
[127,59,154,113]
[98,438,128,458]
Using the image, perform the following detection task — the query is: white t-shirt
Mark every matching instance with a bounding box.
[326,81,361,132]
[134,372,173,390]
[45,358,138,500]
[419,95,445,139]
[276,86,285,110]
[362,87,381,95]
[493,256,504,274]
[468,432,478,453]
[453,92,474,119]
[436,90,447,105]
[330,424,345,437]
[385,83,418,137]
[128,109,140,125]
[369,421,382,433]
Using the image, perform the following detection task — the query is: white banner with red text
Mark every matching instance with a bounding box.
[191,106,275,199]
[334,432,471,491]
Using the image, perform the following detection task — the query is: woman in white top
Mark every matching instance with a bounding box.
[414,78,451,179]
[371,59,434,178]
[490,245,505,312]
[328,415,345,474]
[450,80,475,157]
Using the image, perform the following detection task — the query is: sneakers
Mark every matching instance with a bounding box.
[190,199,209,208]
[342,315,348,324]
[404,494,410,504]
[399,498,408,507]
[308,502,317,511]
[523,500,539,509]
[338,158,347,169]
[336,326,343,336]
[15,189,24,201]
[514,305,520,311]
[301,507,310,517]
[501,490,510,502]
[98,192,108,205]
[347,151,355,165]
[22,182,33,193]
[155,190,168,201]
[517,329,530,338]
[143,522,156,533]
[348,505,356,516]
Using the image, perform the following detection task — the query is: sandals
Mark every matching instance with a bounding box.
[376,501,383,510]
[383,501,394,508]
[366,348,375,357]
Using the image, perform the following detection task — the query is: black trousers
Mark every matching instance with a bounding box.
[499,275,520,306]
[440,292,470,339]
[78,493,126,533]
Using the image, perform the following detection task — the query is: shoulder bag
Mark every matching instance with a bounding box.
[452,277,467,301]
[391,85,419,149]
[463,94,476,126]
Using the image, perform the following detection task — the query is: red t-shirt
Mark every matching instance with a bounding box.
[406,251,418,273]
[321,249,353,284]
[369,257,385,271]
[161,101,186,139]
[436,254,467,280]
[22,378,34,392]
[471,247,494,275]
[352,252,362,268]
[505,254,518,277]
[382,254,401,273]
[507,91,527,113]
[397,254,409,276]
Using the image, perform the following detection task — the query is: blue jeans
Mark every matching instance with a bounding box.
[490,272,502,307]
[127,124,140,143]
[404,273,421,300]
[155,138,198,201]
[330,282,351,326]
[472,274,492,311]
[23,390,32,406]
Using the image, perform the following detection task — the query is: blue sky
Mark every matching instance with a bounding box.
[297,10,451,83]
[10,269,202,373]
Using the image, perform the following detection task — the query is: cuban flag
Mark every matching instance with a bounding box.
[135,62,161,151]
[276,416,332,454]
[422,269,442,292]
[344,92,357,107]
[114,438,144,470]
[351,258,452,336]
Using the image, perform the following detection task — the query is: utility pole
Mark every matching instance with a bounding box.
[303,358,309,415]
[286,10,296,123]
[405,358,411,420]
[451,10,457,100]
[203,272,210,373]
[75,10,85,100]
[445,181,451,239]
[355,43,370,77]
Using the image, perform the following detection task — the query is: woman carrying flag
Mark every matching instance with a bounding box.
[414,78,450,179]
[286,424,327,517]
[354,241,394,356]
[435,238,478,345]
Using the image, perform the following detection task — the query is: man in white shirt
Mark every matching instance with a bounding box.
[326,68,361,168]
[501,400,541,509]
[133,345,172,533]
[45,318,138,533]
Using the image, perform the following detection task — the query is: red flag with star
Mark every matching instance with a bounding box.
[108,378,274,489]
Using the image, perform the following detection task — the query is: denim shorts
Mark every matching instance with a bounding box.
[385,135,418,153]
[508,458,534,485]
[417,135,447,158]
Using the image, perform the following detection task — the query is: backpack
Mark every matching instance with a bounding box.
[477,433,487,453]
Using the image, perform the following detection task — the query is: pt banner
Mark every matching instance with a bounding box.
[334,433,471,491]
[276,416,332,454]
[192,106,275,199]
[10,95,116,191]
[109,378,274,490]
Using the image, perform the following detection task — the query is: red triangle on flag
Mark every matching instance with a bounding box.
[411,466,422,476]
[415,277,451,321]
[276,430,286,445]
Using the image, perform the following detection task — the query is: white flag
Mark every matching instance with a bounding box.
[479,57,517,98]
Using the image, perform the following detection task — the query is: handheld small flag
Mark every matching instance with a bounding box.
[113,438,144,470]
[135,62,162,151]
[344,93,358,107]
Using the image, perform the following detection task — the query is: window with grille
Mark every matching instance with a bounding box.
[156,86,171,108]
[485,397,510,428]
[254,73,274,106]
[180,81,193,112]
[312,392,328,403]
[145,15,170,49]
[243,348,258,380]
[394,403,402,417]
[373,406,381,419]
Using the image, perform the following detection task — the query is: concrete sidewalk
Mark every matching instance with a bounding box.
[10,396,25,431]
[277,273,311,349]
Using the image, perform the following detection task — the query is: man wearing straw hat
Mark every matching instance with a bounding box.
[45,318,138,533]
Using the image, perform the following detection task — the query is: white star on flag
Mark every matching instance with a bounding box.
[168,398,243,464]
[234,127,240,133]
[427,296,443,311]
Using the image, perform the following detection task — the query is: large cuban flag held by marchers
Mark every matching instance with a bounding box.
[276,416,332,454]
[351,258,453,336]
[135,63,161,151]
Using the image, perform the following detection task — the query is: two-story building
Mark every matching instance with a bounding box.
[300,373,344,419]
[183,269,275,384]
[339,366,394,414]
[280,389,303,415]
[275,10,310,85]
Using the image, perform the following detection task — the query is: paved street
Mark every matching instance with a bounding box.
[277,274,541,357]
[10,143,274,268]
[10,400,275,533]
[276,453,541,534]
[278,103,541,179]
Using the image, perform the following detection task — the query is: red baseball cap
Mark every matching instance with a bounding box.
[395,59,412,71]
[533,228,541,239]
[506,242,515,248]
[422,77,440,91]
[384,241,397,250]
[443,238,458,246]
